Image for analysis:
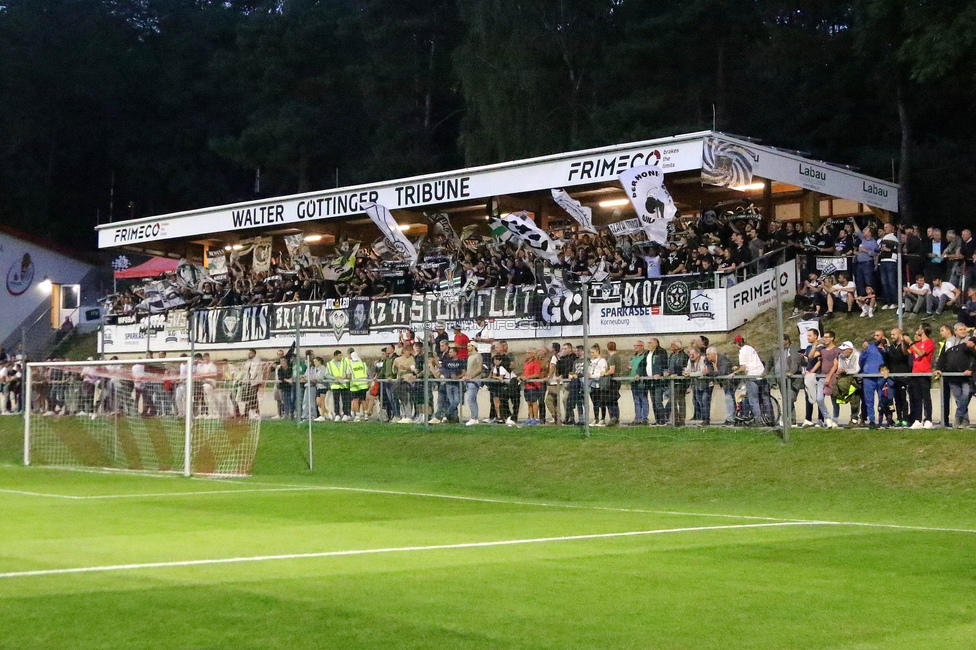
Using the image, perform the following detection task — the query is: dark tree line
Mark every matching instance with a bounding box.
[1,0,974,246]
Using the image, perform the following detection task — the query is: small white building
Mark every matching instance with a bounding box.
[0,225,98,359]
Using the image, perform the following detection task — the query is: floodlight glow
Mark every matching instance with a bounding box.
[598,198,631,208]
[304,234,323,242]
[731,183,766,192]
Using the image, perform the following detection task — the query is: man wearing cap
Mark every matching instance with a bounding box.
[835,341,861,425]
[433,323,449,349]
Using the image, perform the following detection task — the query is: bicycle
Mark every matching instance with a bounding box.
[733,380,782,427]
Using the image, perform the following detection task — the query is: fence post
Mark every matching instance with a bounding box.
[184,355,192,477]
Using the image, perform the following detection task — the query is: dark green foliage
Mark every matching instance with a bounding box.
[1,1,975,245]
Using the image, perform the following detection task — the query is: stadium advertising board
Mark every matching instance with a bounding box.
[99,272,752,353]
[725,260,797,329]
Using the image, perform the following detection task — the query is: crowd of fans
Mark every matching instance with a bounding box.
[104,206,793,316]
[792,222,976,325]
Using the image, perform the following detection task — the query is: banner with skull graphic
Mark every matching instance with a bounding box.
[618,164,677,246]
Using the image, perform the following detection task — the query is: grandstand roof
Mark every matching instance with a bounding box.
[95,131,898,258]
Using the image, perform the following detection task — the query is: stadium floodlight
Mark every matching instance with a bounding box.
[24,357,270,477]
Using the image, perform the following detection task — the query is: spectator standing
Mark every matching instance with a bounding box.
[666,340,689,426]
[587,345,608,426]
[326,350,352,421]
[430,344,464,424]
[604,342,621,426]
[800,328,825,428]
[878,225,900,309]
[859,338,885,428]
[732,335,768,425]
[907,323,935,429]
[629,341,649,425]
[348,350,369,421]
[923,228,946,281]
[684,347,712,425]
[565,345,586,425]
[520,350,544,425]
[853,226,879,297]
[934,323,975,428]
[462,343,483,426]
[705,346,735,425]
[647,338,669,424]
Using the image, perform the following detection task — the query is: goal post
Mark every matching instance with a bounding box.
[24,357,271,477]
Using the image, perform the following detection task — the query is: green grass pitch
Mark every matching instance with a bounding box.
[2,418,976,649]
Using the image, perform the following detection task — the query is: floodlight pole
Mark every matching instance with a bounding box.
[582,282,590,438]
[897,232,904,331]
[774,265,791,443]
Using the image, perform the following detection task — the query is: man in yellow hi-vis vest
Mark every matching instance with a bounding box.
[348,348,370,421]
[326,349,352,421]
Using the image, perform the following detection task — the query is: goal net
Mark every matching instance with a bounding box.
[25,358,272,476]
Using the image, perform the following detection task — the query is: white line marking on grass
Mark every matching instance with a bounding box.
[0,488,86,499]
[0,522,820,579]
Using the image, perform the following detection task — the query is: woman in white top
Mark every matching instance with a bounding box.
[587,345,609,425]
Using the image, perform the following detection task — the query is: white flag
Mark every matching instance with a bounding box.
[499,212,562,263]
[618,165,677,245]
[551,189,596,233]
[363,203,418,268]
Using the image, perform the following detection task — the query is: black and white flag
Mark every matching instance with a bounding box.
[363,203,418,268]
[618,164,677,245]
[551,189,597,233]
[499,212,562,263]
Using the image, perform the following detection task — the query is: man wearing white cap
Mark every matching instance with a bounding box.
[835,341,861,426]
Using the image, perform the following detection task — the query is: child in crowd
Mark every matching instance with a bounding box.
[877,365,896,428]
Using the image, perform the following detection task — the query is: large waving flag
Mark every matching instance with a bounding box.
[618,165,677,245]
[551,189,597,233]
[363,203,418,268]
[499,212,562,263]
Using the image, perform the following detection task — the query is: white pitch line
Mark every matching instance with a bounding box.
[0,521,820,579]
[0,488,86,500]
